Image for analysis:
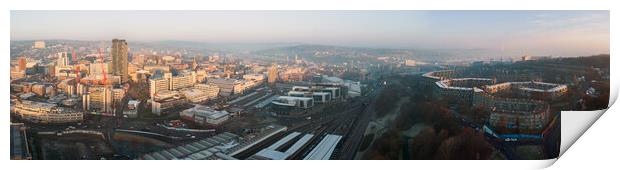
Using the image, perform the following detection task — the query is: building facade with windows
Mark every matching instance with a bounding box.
[14,100,83,123]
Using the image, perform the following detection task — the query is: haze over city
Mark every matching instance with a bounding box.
[9,10,610,161]
[11,10,609,57]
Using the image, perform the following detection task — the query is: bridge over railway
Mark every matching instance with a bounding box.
[114,129,196,142]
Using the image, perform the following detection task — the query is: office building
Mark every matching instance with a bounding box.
[149,72,171,98]
[171,71,196,90]
[194,84,220,99]
[83,85,113,113]
[149,71,196,99]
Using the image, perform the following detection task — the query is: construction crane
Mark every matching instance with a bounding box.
[98,48,107,85]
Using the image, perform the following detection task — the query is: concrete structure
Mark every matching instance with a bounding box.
[14,100,83,123]
[111,39,129,83]
[194,84,220,99]
[180,105,230,126]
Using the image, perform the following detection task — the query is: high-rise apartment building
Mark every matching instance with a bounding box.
[111,39,129,83]
[148,71,196,99]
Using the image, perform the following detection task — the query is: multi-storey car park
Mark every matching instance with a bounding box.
[423,70,568,141]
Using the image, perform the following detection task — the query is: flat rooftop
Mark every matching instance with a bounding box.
[303,134,342,160]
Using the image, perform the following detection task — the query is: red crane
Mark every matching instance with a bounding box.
[98,48,107,85]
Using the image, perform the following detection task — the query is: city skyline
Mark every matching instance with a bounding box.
[11,10,609,57]
[9,10,612,161]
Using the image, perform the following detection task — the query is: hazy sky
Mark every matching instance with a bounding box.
[11,11,609,56]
